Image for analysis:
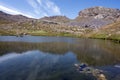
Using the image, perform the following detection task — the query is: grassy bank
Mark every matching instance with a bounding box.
[0,29,119,43]
[84,21,120,42]
[87,33,120,43]
[0,30,16,36]
[27,30,80,37]
[0,29,80,37]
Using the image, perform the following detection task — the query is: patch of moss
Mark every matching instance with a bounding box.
[0,30,16,36]
[108,34,120,40]
[90,33,108,39]
[28,31,48,36]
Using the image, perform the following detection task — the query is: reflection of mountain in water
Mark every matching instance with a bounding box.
[0,39,120,66]
[0,50,95,80]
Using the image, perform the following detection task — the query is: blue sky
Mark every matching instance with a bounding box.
[0,0,120,19]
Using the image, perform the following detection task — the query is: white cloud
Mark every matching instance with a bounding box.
[36,0,42,5]
[27,0,41,15]
[27,0,61,17]
[0,5,20,14]
[0,4,35,18]
[0,0,61,19]
[46,0,61,14]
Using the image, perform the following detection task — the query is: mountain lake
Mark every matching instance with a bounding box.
[0,36,120,80]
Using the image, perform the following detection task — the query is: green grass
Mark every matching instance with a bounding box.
[28,30,49,36]
[90,33,108,39]
[57,32,76,37]
[87,32,120,43]
[0,30,16,36]
[27,30,80,37]
[108,34,120,40]
[0,28,119,43]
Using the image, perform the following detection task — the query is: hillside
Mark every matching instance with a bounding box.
[0,6,120,41]
[72,6,120,28]
[86,21,120,41]
[0,11,32,24]
[40,16,70,23]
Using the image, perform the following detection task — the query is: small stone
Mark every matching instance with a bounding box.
[98,74,107,80]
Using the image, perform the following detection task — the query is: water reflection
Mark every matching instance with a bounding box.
[0,36,76,43]
[0,40,120,66]
[0,50,95,80]
[0,36,120,80]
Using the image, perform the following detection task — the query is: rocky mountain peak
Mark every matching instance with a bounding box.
[79,6,120,20]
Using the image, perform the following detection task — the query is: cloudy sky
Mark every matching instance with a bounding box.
[0,0,120,19]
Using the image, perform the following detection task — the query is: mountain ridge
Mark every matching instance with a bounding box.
[0,11,33,22]
[78,6,120,19]
[0,6,120,41]
[73,6,120,28]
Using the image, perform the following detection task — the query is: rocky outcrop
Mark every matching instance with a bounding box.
[79,6,120,20]
[73,6,120,28]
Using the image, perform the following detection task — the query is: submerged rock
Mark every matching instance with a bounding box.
[74,63,107,80]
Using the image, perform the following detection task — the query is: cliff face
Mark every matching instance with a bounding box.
[72,7,120,28]
[79,6,120,20]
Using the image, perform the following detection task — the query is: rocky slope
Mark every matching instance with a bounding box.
[79,6,120,20]
[71,6,120,28]
[0,11,32,23]
[1,6,120,28]
[40,16,70,23]
[0,6,120,40]
[86,21,120,40]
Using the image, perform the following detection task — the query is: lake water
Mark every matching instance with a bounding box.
[0,36,120,80]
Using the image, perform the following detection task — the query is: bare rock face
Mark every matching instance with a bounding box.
[73,6,120,28]
[79,6,120,20]
[117,16,120,21]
